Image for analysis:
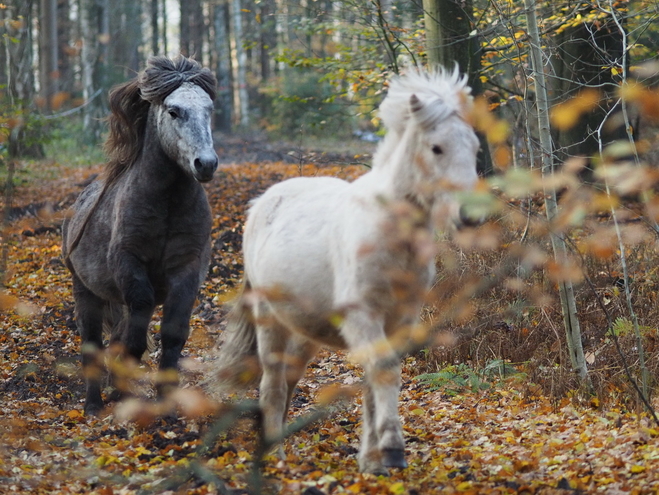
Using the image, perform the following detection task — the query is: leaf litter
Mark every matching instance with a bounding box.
[1,159,659,494]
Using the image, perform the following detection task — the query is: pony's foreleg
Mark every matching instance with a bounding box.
[72,274,106,416]
[113,253,156,362]
[157,270,199,394]
[342,311,406,474]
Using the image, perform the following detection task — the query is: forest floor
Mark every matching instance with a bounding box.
[2,136,659,494]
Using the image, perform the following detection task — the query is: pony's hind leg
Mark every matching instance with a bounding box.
[257,322,290,445]
[72,274,106,416]
[257,322,319,450]
[283,336,319,420]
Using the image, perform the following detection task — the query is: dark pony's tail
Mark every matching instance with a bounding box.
[206,280,260,394]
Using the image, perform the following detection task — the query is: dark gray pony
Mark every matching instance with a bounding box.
[62,56,218,415]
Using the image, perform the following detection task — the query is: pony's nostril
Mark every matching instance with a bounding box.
[194,154,218,181]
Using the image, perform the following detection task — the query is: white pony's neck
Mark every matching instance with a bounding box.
[369,122,423,206]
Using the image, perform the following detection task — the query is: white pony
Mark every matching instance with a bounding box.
[212,68,480,474]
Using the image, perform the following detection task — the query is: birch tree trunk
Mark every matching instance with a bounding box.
[422,0,441,67]
[5,0,43,158]
[524,0,590,385]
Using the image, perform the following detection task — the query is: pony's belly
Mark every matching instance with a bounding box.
[273,309,348,349]
[255,300,346,349]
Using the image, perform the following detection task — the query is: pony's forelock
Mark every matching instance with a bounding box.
[138,56,217,104]
[379,67,471,133]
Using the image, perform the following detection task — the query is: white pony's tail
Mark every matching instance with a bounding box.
[207,280,261,393]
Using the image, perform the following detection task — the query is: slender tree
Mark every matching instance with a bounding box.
[180,0,191,56]
[213,0,233,133]
[232,0,249,127]
[78,0,106,144]
[524,0,591,386]
[5,0,43,157]
[40,0,58,112]
[151,0,159,56]
[57,0,73,97]
[259,0,276,81]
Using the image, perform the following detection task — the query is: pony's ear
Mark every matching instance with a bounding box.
[410,93,435,129]
[410,94,423,114]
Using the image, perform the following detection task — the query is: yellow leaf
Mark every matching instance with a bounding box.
[347,483,363,493]
[456,481,472,491]
[486,119,509,144]
[550,89,600,130]
[631,464,646,474]
[389,482,406,494]
[67,409,82,420]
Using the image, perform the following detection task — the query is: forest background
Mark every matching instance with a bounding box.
[4,0,659,493]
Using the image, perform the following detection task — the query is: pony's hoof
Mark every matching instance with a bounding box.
[359,461,388,476]
[382,448,407,469]
[84,402,104,417]
[107,388,126,402]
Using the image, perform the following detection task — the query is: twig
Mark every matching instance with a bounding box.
[43,88,103,120]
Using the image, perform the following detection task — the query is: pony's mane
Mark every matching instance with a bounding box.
[378,67,471,135]
[103,56,217,185]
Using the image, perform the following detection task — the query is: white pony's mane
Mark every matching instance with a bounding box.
[378,67,472,135]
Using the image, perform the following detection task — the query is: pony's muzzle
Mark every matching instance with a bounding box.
[455,204,485,229]
[194,152,219,182]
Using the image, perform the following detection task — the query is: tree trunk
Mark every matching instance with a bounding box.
[524,0,591,386]
[110,0,143,77]
[191,0,204,62]
[180,0,190,56]
[57,0,73,96]
[213,0,233,133]
[40,0,59,112]
[422,0,441,68]
[259,0,275,81]
[422,0,492,175]
[232,0,249,127]
[151,0,159,56]
[162,0,168,55]
[552,4,626,177]
[78,0,105,144]
[5,0,43,158]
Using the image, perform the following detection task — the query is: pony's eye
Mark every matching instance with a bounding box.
[431,145,443,155]
[168,109,179,119]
